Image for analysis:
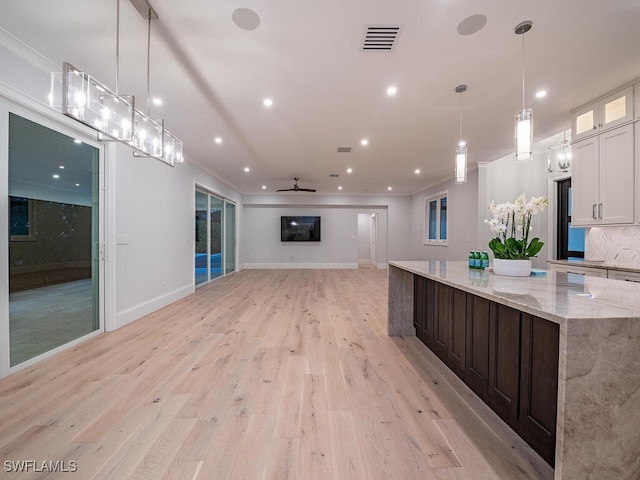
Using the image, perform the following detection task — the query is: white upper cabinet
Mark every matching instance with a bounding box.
[572,86,634,142]
[572,123,634,226]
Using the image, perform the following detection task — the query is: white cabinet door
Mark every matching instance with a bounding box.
[572,86,634,142]
[572,102,598,142]
[571,136,600,225]
[598,86,634,132]
[599,123,634,224]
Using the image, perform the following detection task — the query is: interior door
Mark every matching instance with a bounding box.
[369,213,377,265]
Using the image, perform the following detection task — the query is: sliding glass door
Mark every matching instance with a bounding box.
[194,190,237,286]
[7,113,101,367]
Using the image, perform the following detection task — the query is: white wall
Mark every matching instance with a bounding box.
[410,167,479,261]
[477,135,560,269]
[111,143,242,328]
[242,194,411,268]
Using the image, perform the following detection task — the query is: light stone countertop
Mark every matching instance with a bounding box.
[547,258,640,274]
[389,260,640,325]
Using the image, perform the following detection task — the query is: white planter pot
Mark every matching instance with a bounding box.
[492,258,532,277]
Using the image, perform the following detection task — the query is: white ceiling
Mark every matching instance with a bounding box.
[2,0,640,195]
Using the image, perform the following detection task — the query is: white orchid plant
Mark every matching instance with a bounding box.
[485,194,548,260]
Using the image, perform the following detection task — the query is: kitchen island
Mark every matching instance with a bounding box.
[388,260,640,480]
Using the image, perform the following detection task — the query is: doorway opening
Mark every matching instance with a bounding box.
[556,178,585,260]
[357,213,377,267]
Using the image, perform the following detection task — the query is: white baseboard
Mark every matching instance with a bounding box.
[243,262,359,270]
[377,262,388,269]
[113,284,193,331]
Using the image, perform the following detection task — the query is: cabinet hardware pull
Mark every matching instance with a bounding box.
[593,204,597,219]
[598,203,602,219]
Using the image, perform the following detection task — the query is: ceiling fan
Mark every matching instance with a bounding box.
[276,177,316,192]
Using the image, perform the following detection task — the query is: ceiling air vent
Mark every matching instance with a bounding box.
[337,147,352,153]
[362,25,401,51]
[329,173,340,178]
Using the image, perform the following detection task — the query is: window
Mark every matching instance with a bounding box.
[424,191,448,245]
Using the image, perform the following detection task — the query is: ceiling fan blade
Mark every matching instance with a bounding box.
[276,188,294,192]
[297,188,316,192]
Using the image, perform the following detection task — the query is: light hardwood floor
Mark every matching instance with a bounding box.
[0,268,553,479]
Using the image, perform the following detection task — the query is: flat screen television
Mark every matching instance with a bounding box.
[281,216,321,242]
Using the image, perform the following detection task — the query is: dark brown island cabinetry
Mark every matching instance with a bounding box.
[413,276,559,466]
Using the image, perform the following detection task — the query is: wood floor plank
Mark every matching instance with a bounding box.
[161,460,203,480]
[273,354,306,439]
[299,373,333,479]
[0,268,550,480]
[228,414,276,479]
[128,417,198,480]
[328,410,367,480]
[91,394,190,480]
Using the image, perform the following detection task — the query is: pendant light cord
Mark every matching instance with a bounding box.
[521,32,525,110]
[115,0,120,94]
[146,13,151,116]
[459,92,463,142]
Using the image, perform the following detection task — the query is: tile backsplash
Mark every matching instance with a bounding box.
[586,226,640,268]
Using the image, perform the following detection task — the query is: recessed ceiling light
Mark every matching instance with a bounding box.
[536,90,547,98]
[387,86,397,96]
[263,98,273,107]
[244,167,250,172]
[152,97,163,106]
[387,186,392,191]
[215,137,223,144]
[361,139,369,146]
[415,169,421,174]
[75,183,80,187]
[74,139,82,144]
[262,185,267,190]
[52,174,60,179]
[347,168,353,173]
[338,186,343,190]
[59,165,65,169]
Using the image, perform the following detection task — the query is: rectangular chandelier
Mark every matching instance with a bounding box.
[58,62,136,143]
[50,61,183,167]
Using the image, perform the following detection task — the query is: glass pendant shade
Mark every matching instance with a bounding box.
[515,108,533,160]
[131,110,164,159]
[162,129,183,166]
[60,62,135,142]
[455,143,467,184]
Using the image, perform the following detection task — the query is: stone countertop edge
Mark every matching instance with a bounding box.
[388,260,640,326]
[547,258,640,274]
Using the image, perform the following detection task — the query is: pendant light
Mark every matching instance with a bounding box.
[515,20,533,161]
[455,84,468,184]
